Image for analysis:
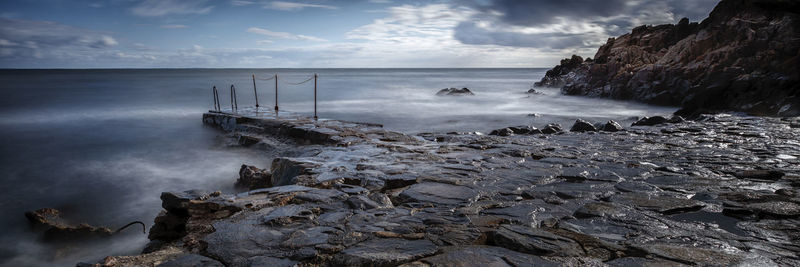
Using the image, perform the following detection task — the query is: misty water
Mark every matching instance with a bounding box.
[0,69,676,265]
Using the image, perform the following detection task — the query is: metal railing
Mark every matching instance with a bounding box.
[212,73,319,119]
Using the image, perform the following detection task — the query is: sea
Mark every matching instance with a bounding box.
[0,68,676,266]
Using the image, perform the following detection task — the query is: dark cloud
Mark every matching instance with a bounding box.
[453,0,720,49]
[462,0,629,26]
[454,21,588,48]
[0,18,118,66]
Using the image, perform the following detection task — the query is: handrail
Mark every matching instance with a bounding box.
[230,84,238,112]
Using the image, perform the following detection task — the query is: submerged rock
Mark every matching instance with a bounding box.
[540,123,563,134]
[436,87,475,96]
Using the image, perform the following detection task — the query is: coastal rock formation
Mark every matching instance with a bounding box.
[537,0,800,116]
[436,87,475,96]
[236,165,272,190]
[91,111,800,266]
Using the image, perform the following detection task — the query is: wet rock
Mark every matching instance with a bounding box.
[541,123,563,134]
[383,174,419,190]
[260,205,315,226]
[295,189,349,203]
[668,116,685,123]
[526,88,543,95]
[270,158,319,187]
[574,202,627,219]
[601,120,624,132]
[632,116,669,126]
[606,257,686,266]
[610,193,704,214]
[633,244,745,266]
[244,256,298,267]
[397,182,479,206]
[490,225,583,257]
[734,170,785,181]
[24,208,113,242]
[346,194,393,210]
[570,119,598,132]
[335,238,438,266]
[508,125,542,134]
[160,190,211,216]
[157,253,224,267]
[236,165,272,190]
[410,245,559,267]
[488,127,514,136]
[436,87,474,96]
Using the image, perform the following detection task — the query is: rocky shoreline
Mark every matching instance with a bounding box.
[534,0,800,117]
[83,110,800,266]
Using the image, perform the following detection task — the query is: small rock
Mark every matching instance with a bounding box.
[541,123,563,134]
[570,119,598,132]
[601,120,624,132]
[632,116,669,126]
[436,87,475,96]
[489,128,514,136]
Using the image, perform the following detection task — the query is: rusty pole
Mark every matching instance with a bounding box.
[252,74,259,108]
[274,74,279,113]
[313,73,318,120]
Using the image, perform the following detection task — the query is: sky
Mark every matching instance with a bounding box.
[0,0,720,68]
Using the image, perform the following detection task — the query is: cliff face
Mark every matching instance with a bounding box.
[538,0,800,116]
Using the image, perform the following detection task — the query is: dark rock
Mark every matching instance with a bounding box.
[668,116,686,123]
[236,165,272,190]
[526,88,543,94]
[551,0,800,116]
[632,116,669,126]
[397,182,479,206]
[508,125,542,134]
[541,123,563,134]
[335,238,438,266]
[161,190,211,216]
[601,120,624,132]
[490,225,583,257]
[570,119,598,132]
[488,127,514,136]
[734,170,785,181]
[383,174,419,190]
[25,208,113,242]
[270,158,319,187]
[157,254,225,267]
[534,54,585,88]
[610,193,705,214]
[259,205,315,226]
[436,87,475,96]
[412,245,558,267]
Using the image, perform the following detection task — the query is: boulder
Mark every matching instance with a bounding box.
[25,208,114,242]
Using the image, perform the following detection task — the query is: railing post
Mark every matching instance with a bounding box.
[212,86,220,112]
[274,74,279,113]
[252,74,259,108]
[230,84,238,112]
[313,73,318,120]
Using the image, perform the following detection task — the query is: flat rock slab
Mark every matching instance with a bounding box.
[490,224,583,257]
[408,245,559,267]
[335,238,438,266]
[610,192,704,214]
[397,182,479,206]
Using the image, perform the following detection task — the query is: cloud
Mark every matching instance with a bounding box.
[231,0,255,6]
[247,27,328,42]
[131,0,214,17]
[265,1,338,11]
[256,40,274,45]
[160,24,188,29]
[0,18,119,65]
[452,0,720,49]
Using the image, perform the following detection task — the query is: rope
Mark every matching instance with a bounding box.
[284,75,315,85]
[255,75,276,81]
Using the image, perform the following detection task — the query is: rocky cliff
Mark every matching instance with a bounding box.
[537,0,800,117]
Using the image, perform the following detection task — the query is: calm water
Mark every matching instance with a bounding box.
[0,69,675,265]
